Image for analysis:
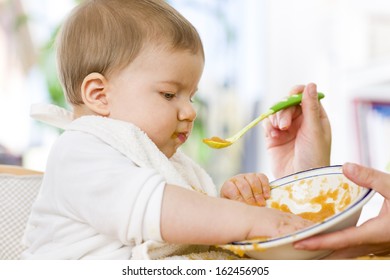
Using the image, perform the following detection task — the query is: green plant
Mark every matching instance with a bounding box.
[39,26,67,107]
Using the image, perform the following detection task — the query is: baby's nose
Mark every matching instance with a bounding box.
[178,103,196,122]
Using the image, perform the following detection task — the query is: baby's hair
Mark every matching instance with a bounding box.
[56,0,204,105]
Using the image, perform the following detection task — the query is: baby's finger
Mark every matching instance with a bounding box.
[243,174,265,206]
[221,181,246,204]
[256,173,271,199]
[233,177,257,206]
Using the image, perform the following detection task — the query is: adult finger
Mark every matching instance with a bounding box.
[294,221,375,251]
[273,84,305,131]
[343,163,390,198]
[262,118,281,140]
[275,107,295,131]
[289,84,305,95]
[324,244,389,259]
[300,83,322,131]
[264,84,304,131]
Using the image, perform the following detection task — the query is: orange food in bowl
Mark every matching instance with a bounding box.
[268,181,358,223]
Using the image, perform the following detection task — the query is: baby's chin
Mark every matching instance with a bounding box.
[160,146,179,159]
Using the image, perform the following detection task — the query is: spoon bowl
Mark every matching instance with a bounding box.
[203,92,325,149]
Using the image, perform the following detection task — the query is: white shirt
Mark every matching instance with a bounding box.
[21,130,165,259]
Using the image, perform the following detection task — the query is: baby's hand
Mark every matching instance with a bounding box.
[220,173,271,206]
[247,207,314,240]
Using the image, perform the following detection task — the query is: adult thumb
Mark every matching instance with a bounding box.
[301,83,321,130]
[342,162,390,199]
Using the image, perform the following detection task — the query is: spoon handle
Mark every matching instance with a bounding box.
[229,92,325,142]
[269,92,325,113]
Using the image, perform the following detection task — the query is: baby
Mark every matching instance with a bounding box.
[22,0,318,259]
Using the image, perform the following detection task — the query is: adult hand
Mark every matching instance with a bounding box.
[294,163,390,259]
[263,83,331,178]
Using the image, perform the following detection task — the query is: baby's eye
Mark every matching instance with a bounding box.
[162,92,175,100]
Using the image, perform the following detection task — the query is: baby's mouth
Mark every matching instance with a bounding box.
[174,132,188,143]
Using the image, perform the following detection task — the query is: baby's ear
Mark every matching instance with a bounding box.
[81,73,110,116]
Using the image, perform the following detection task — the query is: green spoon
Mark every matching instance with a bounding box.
[203,92,325,149]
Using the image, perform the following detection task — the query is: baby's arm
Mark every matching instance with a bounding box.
[160,184,312,245]
[220,173,270,206]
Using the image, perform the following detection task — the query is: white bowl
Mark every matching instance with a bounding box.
[220,165,375,260]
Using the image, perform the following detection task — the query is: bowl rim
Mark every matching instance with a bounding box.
[229,165,376,249]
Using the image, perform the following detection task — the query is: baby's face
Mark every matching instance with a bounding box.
[106,46,204,158]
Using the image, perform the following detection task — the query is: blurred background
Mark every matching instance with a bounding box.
[1,0,390,197]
